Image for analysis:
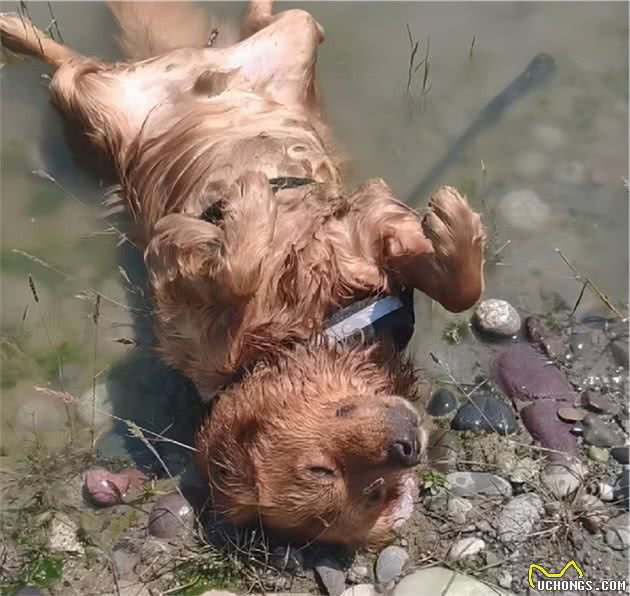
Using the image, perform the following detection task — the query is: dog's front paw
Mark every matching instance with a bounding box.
[421,185,485,271]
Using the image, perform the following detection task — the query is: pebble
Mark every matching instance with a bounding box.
[611,446,630,465]
[446,471,512,498]
[494,344,576,404]
[557,407,586,423]
[613,468,629,510]
[599,482,615,502]
[605,513,630,551]
[587,446,610,463]
[610,340,629,369]
[581,391,622,416]
[394,567,511,596]
[15,588,43,596]
[497,493,544,544]
[447,537,486,561]
[451,394,517,434]
[375,546,409,584]
[576,493,609,533]
[525,316,546,343]
[498,572,513,589]
[531,124,567,150]
[520,400,578,459]
[541,462,585,499]
[48,512,84,555]
[427,388,458,417]
[340,586,376,596]
[552,160,587,186]
[497,189,551,234]
[347,564,371,584]
[148,493,194,539]
[314,557,346,596]
[582,415,625,448]
[447,495,473,524]
[84,468,146,507]
[473,299,521,337]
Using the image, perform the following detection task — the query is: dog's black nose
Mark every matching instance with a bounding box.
[387,437,419,467]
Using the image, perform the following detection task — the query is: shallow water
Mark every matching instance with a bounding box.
[1,2,628,458]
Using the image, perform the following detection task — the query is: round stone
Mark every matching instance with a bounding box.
[314,557,345,596]
[473,299,521,338]
[557,407,586,423]
[447,537,486,561]
[427,389,458,417]
[582,415,625,448]
[451,394,517,434]
[581,391,622,416]
[375,545,409,584]
[497,493,544,544]
[610,446,630,465]
[497,189,551,234]
[148,493,194,538]
[541,462,585,499]
[587,446,609,464]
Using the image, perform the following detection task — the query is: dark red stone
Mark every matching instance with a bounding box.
[520,400,578,461]
[494,343,577,407]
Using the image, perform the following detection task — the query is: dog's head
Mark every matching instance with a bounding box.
[194,343,427,546]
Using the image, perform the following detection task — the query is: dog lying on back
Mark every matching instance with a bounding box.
[0,1,484,546]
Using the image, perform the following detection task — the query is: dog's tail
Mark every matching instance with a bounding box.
[107,1,240,60]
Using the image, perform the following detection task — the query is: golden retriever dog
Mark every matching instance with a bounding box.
[0,1,484,546]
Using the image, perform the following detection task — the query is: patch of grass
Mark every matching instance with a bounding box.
[32,340,83,381]
[169,552,236,596]
[421,469,447,495]
[0,551,64,593]
[443,319,472,345]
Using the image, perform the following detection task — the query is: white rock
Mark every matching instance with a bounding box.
[340,586,377,596]
[498,571,513,589]
[375,545,409,584]
[447,537,486,561]
[447,496,473,524]
[473,299,521,337]
[541,461,586,498]
[599,482,615,502]
[394,567,511,596]
[497,189,551,234]
[48,513,84,555]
